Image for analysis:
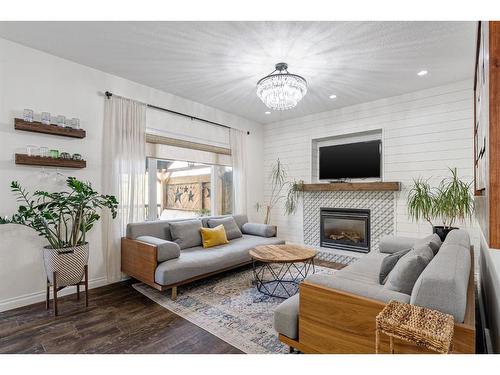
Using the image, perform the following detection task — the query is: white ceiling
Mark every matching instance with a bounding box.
[0,21,476,124]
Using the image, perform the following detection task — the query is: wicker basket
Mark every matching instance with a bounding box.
[43,243,89,287]
[376,300,455,354]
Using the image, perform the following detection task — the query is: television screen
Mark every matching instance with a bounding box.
[319,140,381,180]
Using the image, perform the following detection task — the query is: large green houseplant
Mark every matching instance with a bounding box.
[1,177,118,286]
[407,168,474,241]
[256,159,304,224]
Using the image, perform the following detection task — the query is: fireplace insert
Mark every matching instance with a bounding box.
[320,208,370,253]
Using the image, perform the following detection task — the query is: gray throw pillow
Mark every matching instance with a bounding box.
[241,222,276,238]
[415,234,442,255]
[379,248,411,284]
[383,244,434,295]
[207,217,243,240]
[169,219,203,249]
[136,235,181,262]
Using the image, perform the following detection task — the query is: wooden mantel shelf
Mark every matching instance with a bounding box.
[299,182,400,192]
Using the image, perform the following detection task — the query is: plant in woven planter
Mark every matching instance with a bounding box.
[0,177,118,286]
[255,159,304,225]
[407,168,474,241]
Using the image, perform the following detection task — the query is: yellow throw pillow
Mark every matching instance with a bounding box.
[200,224,229,248]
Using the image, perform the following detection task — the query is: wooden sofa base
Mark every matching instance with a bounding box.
[278,247,476,354]
[121,237,252,299]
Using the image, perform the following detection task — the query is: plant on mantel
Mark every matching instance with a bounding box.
[255,159,304,225]
[406,167,474,241]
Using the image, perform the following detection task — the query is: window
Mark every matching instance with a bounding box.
[146,158,233,220]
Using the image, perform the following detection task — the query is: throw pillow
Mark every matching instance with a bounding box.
[414,233,442,255]
[169,219,203,249]
[207,216,243,240]
[200,225,229,248]
[383,243,433,295]
[378,248,411,284]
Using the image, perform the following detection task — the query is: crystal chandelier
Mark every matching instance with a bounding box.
[256,62,307,111]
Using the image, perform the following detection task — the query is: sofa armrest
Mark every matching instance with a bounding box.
[135,236,181,262]
[241,222,277,237]
[121,237,158,286]
[379,235,416,254]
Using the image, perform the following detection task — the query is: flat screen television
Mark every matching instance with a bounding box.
[319,140,381,180]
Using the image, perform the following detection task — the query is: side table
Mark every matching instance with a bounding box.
[375,300,454,354]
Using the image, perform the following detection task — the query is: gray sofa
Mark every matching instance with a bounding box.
[122,214,284,299]
[273,229,474,353]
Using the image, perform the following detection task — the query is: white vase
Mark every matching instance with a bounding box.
[43,243,89,287]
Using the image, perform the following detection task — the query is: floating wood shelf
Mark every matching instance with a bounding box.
[299,182,400,192]
[15,154,86,169]
[15,118,86,139]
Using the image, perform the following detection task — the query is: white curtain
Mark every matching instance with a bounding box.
[230,129,248,215]
[102,96,147,283]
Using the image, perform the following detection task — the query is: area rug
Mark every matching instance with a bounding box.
[133,264,338,354]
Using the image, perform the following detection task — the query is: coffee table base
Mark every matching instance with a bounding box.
[252,259,315,299]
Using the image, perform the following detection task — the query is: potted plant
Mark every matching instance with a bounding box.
[0,177,118,287]
[407,168,474,241]
[255,159,304,225]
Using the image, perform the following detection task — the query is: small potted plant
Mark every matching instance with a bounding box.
[407,168,474,241]
[0,177,118,287]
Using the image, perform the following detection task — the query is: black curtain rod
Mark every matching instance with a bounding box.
[105,91,250,134]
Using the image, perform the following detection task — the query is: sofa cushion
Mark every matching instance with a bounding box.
[411,229,471,322]
[136,236,181,262]
[154,234,285,285]
[207,216,243,240]
[306,273,411,304]
[274,294,300,339]
[241,222,276,237]
[126,220,171,240]
[200,225,229,248]
[384,244,433,295]
[201,214,249,230]
[169,219,203,250]
[379,248,411,284]
[415,234,442,255]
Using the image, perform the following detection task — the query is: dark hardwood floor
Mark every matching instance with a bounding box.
[0,261,345,354]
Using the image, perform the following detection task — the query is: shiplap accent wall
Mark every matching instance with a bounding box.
[262,80,475,244]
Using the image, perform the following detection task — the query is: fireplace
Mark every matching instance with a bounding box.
[320,208,370,253]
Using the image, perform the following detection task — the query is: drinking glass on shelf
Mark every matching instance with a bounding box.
[56,115,66,127]
[71,118,80,129]
[26,145,38,156]
[41,112,51,125]
[39,147,49,157]
[23,109,34,122]
[49,149,59,158]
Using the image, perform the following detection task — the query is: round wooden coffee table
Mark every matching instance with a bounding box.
[249,244,317,298]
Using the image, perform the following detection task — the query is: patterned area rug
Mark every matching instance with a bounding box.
[133,264,339,354]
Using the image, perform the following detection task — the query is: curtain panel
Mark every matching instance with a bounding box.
[102,96,147,283]
[230,129,248,215]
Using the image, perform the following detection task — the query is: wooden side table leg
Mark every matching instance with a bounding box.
[46,282,50,310]
[389,336,394,354]
[84,265,89,308]
[53,271,58,317]
[375,328,380,354]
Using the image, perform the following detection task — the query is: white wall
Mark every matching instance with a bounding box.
[0,38,265,311]
[262,80,476,245]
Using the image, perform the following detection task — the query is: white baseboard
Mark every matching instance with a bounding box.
[0,276,109,312]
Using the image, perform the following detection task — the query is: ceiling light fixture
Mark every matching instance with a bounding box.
[329,94,337,99]
[417,70,428,76]
[256,62,307,111]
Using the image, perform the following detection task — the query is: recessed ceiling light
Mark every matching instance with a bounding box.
[329,94,337,99]
[265,111,271,115]
[417,70,428,76]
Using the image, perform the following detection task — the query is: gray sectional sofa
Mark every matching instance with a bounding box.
[273,229,475,353]
[121,214,284,299]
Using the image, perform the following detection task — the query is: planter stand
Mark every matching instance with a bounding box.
[46,265,89,316]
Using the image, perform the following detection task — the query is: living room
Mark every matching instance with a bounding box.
[1,1,500,372]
